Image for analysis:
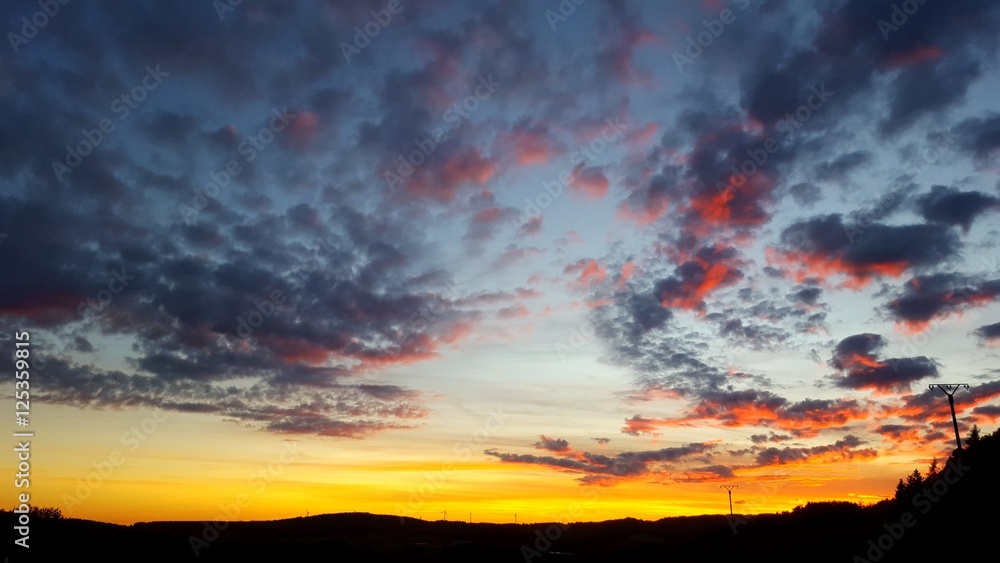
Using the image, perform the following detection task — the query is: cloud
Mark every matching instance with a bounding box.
[535,435,571,453]
[915,185,1000,232]
[769,214,960,288]
[753,435,877,467]
[951,112,1000,162]
[973,322,1000,345]
[623,390,869,438]
[485,440,715,482]
[568,163,611,199]
[829,333,938,393]
[788,182,822,208]
[886,274,1000,333]
[35,359,427,438]
[654,244,744,311]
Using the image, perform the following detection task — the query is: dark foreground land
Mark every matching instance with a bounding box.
[6,427,998,562]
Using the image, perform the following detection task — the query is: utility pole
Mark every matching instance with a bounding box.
[721,485,738,516]
[929,384,970,450]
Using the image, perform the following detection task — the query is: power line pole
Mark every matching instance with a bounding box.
[929,383,970,450]
[721,485,738,516]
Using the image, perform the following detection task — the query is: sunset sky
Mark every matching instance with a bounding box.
[2,0,1000,526]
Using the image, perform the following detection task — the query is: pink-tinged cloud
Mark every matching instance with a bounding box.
[402,148,498,202]
[625,122,658,146]
[496,124,563,165]
[564,258,607,287]
[285,111,320,146]
[497,304,531,319]
[473,207,507,224]
[518,215,543,237]
[616,196,668,225]
[884,45,942,67]
[557,230,584,246]
[617,261,636,290]
[443,147,497,186]
[494,245,545,269]
[624,391,871,438]
[568,162,610,199]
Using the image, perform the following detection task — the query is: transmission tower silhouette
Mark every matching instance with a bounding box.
[721,485,738,516]
[928,383,969,450]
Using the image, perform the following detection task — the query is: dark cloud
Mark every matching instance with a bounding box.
[790,285,822,306]
[973,322,1000,344]
[35,359,426,438]
[887,274,1000,332]
[623,391,868,439]
[915,185,1000,232]
[485,441,714,482]
[951,112,1000,161]
[754,435,876,466]
[789,182,822,208]
[829,333,938,393]
[750,432,792,445]
[654,245,744,311]
[773,214,960,286]
[535,435,571,453]
[813,151,871,182]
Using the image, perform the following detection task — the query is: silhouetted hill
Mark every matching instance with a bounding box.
[6,426,998,562]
